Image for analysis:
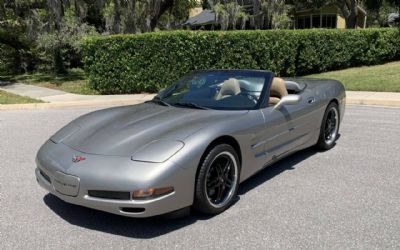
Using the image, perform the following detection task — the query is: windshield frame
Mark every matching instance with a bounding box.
[158,70,274,111]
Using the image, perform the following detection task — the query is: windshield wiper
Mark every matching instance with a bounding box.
[145,96,171,107]
[172,102,209,110]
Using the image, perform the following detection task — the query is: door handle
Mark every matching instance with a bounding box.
[307,97,315,104]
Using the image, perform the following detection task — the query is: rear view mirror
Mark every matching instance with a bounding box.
[273,94,302,110]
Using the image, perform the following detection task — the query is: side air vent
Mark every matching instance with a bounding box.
[88,190,131,200]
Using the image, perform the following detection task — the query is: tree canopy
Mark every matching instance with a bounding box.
[1,0,399,74]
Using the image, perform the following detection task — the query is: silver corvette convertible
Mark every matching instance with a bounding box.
[36,70,345,218]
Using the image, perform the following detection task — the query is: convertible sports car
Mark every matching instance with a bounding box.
[35,70,345,218]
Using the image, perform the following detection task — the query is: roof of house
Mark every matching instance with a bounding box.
[184,10,216,27]
[294,5,367,16]
[388,13,399,23]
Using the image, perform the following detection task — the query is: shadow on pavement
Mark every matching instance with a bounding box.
[44,194,213,239]
[44,146,320,239]
[238,147,319,195]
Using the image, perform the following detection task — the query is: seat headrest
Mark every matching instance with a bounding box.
[270,77,288,99]
[216,78,241,100]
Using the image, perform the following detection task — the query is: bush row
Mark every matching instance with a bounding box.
[0,44,19,75]
[81,29,400,94]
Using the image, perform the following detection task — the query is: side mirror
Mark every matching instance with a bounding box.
[158,88,166,95]
[273,94,302,110]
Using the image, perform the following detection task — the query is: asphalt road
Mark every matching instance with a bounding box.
[1,105,400,249]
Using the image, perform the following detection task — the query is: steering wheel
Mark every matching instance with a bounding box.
[239,92,258,104]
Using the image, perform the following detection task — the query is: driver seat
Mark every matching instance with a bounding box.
[269,77,288,106]
[215,78,241,100]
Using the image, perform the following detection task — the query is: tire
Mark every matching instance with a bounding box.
[316,102,340,150]
[193,144,240,214]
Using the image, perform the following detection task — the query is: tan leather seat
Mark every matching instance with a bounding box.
[216,78,241,100]
[269,77,288,105]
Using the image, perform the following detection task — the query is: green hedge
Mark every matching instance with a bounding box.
[81,29,400,94]
[0,44,19,75]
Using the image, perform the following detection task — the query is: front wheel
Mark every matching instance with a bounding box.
[193,144,240,214]
[316,102,340,150]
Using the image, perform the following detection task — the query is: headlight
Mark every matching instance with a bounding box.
[131,140,184,163]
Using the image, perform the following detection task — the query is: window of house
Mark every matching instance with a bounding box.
[296,14,337,29]
[312,15,321,28]
[297,16,310,29]
[321,14,337,28]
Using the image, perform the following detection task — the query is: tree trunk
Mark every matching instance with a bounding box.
[252,0,262,29]
[336,0,358,29]
[112,0,121,34]
[345,13,357,28]
[124,0,137,33]
[54,48,66,74]
[150,0,174,31]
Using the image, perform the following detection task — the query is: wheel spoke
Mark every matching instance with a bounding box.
[223,163,231,176]
[224,177,233,188]
[215,163,223,177]
[216,185,225,202]
[207,178,219,188]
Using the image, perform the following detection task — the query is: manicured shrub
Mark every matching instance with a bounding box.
[0,44,19,75]
[81,28,400,94]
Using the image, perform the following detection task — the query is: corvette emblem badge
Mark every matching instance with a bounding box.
[72,155,86,163]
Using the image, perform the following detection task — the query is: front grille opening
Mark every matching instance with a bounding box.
[40,170,51,183]
[88,190,131,200]
[121,207,145,213]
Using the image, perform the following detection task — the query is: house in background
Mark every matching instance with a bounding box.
[186,4,367,29]
[185,9,216,29]
[294,5,367,29]
[189,6,203,18]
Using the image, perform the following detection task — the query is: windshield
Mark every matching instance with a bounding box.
[158,71,271,110]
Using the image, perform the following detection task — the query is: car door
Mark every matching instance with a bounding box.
[260,93,320,165]
[259,105,293,164]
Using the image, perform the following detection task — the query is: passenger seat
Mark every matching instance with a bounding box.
[269,77,288,106]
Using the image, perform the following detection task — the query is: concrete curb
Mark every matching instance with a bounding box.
[345,91,400,107]
[346,98,400,107]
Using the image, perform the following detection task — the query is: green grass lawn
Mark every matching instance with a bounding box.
[0,90,43,104]
[1,68,99,95]
[305,61,400,92]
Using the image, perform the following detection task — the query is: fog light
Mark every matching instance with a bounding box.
[132,186,174,199]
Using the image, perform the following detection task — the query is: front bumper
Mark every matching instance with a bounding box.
[35,141,194,218]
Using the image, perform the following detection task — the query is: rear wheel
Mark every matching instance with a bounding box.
[193,144,240,214]
[316,102,340,150]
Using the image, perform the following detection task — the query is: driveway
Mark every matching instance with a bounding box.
[1,105,399,249]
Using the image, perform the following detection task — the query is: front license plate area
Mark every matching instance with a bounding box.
[53,171,80,197]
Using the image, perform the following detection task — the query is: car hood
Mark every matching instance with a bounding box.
[56,103,247,156]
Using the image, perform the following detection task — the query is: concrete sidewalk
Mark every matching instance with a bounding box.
[1,83,400,110]
[0,83,155,110]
